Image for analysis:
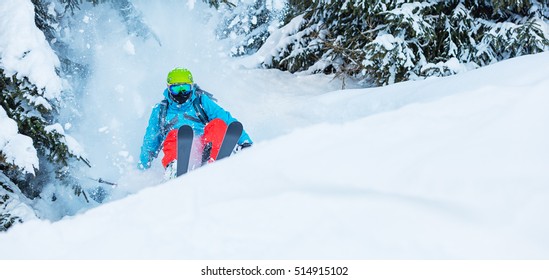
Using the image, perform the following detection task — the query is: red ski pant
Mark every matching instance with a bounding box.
[161,118,228,168]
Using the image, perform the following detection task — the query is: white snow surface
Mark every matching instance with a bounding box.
[1,1,549,259]
[1,50,548,259]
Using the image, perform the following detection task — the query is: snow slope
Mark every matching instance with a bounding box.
[1,50,548,259]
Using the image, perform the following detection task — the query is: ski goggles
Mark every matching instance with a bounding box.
[168,83,193,95]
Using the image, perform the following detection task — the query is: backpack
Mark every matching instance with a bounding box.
[158,86,216,138]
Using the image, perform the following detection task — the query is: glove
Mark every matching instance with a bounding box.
[235,142,252,153]
[137,161,150,170]
[138,151,155,170]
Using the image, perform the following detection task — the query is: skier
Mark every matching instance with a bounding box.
[138,67,252,176]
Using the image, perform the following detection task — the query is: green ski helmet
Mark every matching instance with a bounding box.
[166,67,193,85]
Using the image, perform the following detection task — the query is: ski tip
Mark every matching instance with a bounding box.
[229,121,243,129]
[178,125,194,132]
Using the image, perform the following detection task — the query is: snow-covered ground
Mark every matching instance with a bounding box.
[1,0,549,259]
[2,51,549,259]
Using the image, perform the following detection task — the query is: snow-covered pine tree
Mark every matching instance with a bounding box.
[0,0,98,230]
[0,173,24,231]
[206,0,287,56]
[2,0,167,228]
[110,0,162,45]
[0,69,89,230]
[204,0,237,9]
[258,0,549,86]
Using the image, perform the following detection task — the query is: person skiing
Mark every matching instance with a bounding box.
[138,67,252,175]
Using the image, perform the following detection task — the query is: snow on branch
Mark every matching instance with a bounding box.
[0,0,65,100]
[0,107,38,175]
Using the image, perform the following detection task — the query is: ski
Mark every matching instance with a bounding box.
[217,121,243,160]
[175,121,242,177]
[176,125,194,176]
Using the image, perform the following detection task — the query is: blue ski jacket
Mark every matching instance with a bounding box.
[138,86,252,169]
